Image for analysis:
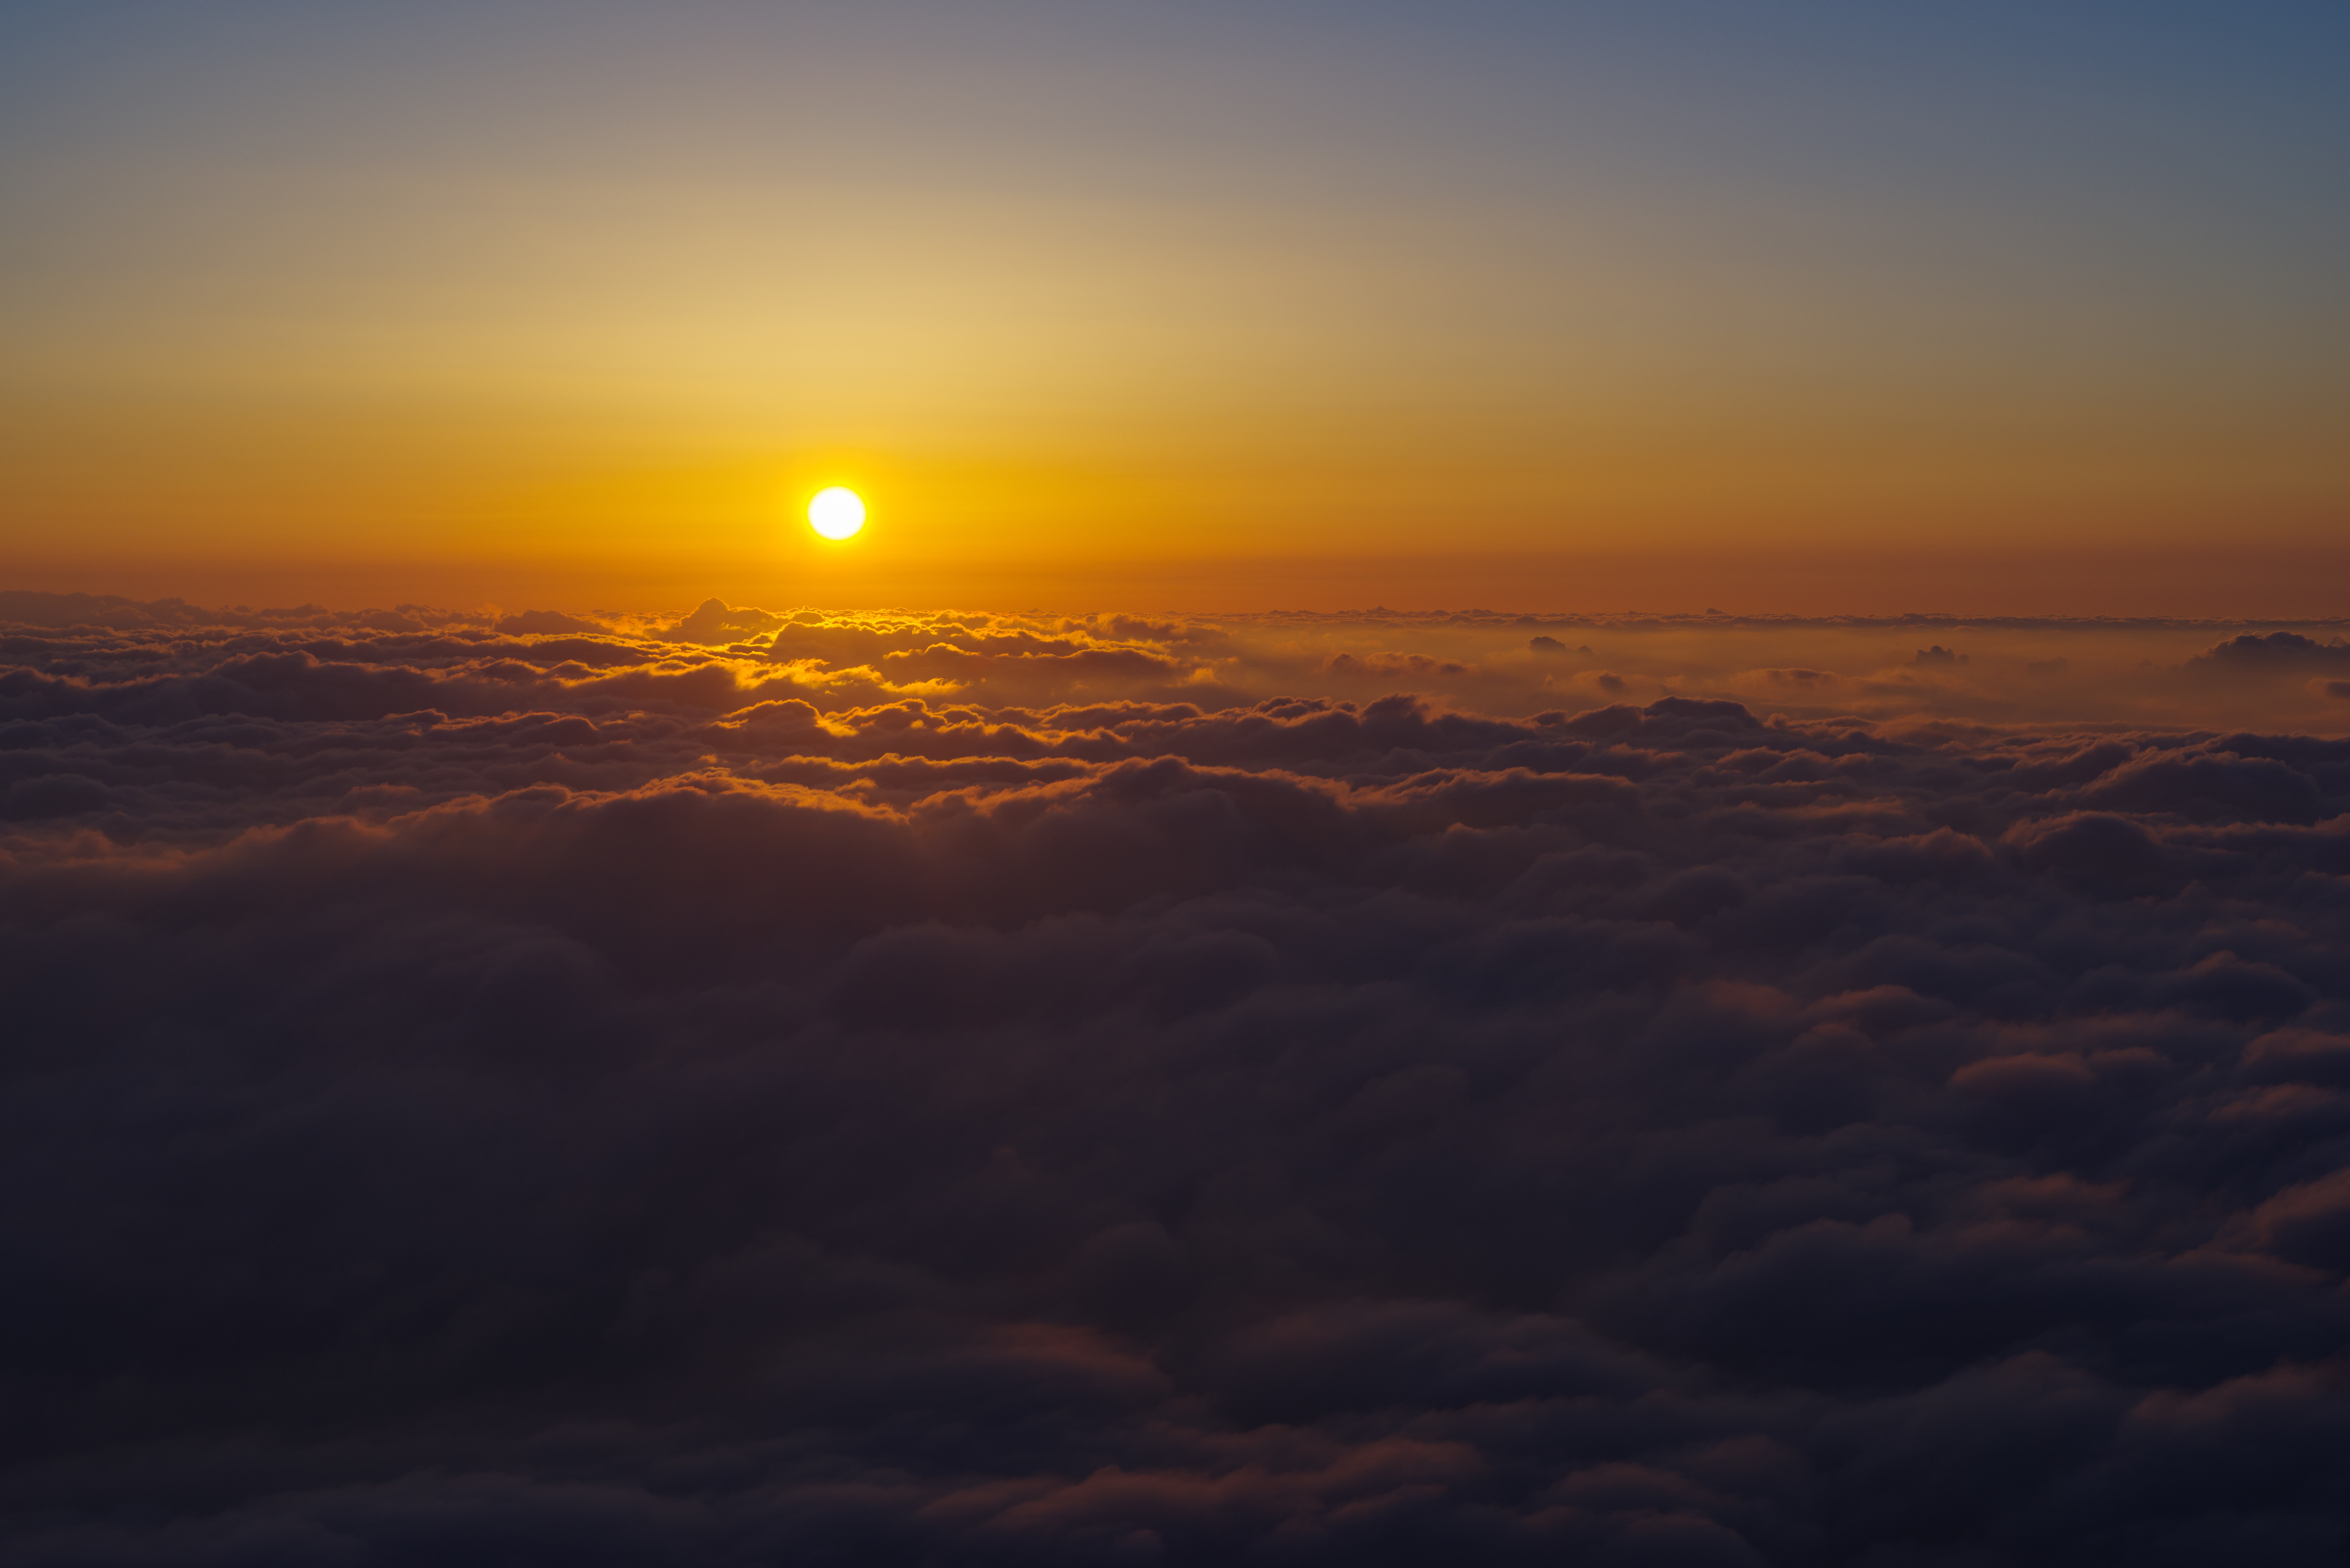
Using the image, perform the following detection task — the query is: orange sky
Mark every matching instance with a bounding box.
[3,3,2344,614]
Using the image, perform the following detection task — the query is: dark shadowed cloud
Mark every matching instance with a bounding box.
[4,594,2349,1565]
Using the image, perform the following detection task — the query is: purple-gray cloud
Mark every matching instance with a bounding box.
[3,594,2348,1565]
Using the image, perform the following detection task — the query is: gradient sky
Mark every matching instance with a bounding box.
[3,0,2345,612]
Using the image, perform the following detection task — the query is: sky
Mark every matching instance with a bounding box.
[3,0,2346,612]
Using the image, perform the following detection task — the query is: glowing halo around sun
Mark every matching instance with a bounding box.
[806,486,866,541]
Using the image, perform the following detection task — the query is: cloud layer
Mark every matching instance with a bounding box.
[5,594,2349,1565]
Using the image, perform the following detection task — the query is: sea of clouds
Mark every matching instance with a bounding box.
[5,589,2350,1565]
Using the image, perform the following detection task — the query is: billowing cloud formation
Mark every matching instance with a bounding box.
[5,594,2350,1565]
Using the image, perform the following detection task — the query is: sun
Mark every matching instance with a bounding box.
[807,486,866,541]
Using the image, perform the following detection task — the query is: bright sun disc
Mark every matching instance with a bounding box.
[807,486,866,541]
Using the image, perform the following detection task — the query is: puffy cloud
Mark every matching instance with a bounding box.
[494,609,609,636]
[2191,632,2350,674]
[4,594,2350,1564]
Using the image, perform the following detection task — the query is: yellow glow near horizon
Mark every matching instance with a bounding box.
[4,10,2345,615]
[807,487,867,542]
